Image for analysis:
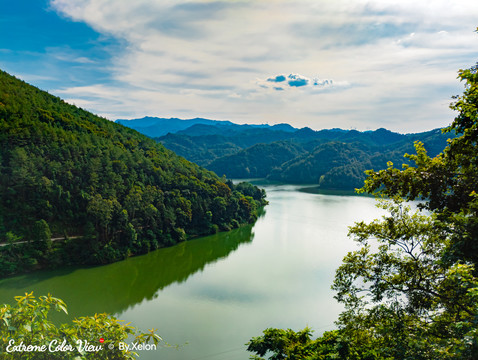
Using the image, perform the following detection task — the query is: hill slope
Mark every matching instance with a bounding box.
[208,141,307,178]
[0,70,266,276]
[154,121,453,189]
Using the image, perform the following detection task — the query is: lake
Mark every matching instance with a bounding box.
[0,184,385,359]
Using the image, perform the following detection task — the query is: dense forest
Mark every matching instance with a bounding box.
[0,70,266,277]
[266,132,448,189]
[119,117,454,190]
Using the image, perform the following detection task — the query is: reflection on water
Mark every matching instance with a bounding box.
[0,185,384,360]
[0,225,255,320]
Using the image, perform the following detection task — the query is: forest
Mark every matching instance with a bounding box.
[0,70,267,277]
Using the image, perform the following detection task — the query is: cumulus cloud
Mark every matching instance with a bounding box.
[313,79,332,87]
[259,74,349,92]
[265,74,312,88]
[287,74,309,87]
[267,75,286,83]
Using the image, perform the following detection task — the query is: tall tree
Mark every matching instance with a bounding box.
[32,219,52,251]
[360,60,478,266]
[331,52,478,358]
[247,30,478,360]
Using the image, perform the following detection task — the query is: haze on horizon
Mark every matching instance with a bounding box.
[1,0,478,133]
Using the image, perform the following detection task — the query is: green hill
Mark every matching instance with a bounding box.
[157,133,243,166]
[0,70,266,276]
[150,119,453,189]
[267,142,372,185]
[208,141,307,178]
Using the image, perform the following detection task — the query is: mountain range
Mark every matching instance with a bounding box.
[116,117,296,138]
[117,117,453,190]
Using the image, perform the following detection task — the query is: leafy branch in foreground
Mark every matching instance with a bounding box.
[333,199,477,359]
[328,44,478,359]
[246,327,350,360]
[0,292,162,359]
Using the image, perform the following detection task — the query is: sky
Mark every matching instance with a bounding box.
[1,0,478,133]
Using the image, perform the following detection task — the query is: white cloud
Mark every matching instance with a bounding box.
[49,48,96,64]
[259,73,350,92]
[48,0,478,132]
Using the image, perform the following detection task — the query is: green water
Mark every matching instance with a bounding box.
[0,184,385,359]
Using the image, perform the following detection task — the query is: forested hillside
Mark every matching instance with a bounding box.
[267,129,450,188]
[0,70,266,276]
[152,123,453,189]
[207,141,306,178]
[268,142,373,186]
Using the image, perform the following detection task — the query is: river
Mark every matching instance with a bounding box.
[0,184,385,359]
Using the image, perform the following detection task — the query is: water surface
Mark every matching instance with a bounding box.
[0,185,385,359]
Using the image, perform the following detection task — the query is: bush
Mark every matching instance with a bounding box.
[0,292,162,359]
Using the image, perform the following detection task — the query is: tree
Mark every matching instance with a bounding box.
[360,60,478,266]
[246,328,350,360]
[247,32,478,360]
[0,292,162,359]
[86,194,115,242]
[32,219,52,251]
[332,200,477,359]
[330,52,478,358]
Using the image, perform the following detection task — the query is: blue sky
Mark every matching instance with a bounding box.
[1,0,478,132]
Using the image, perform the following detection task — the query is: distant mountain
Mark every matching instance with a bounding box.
[116,116,298,137]
[268,141,420,189]
[270,123,297,132]
[268,142,373,185]
[124,117,454,190]
[115,117,236,137]
[268,129,452,189]
[158,127,301,165]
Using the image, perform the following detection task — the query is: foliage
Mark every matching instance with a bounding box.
[0,292,161,359]
[246,328,351,360]
[208,141,306,178]
[157,133,243,166]
[329,53,478,358]
[0,70,267,277]
[333,200,478,359]
[247,34,478,360]
[32,220,52,251]
[360,61,478,265]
